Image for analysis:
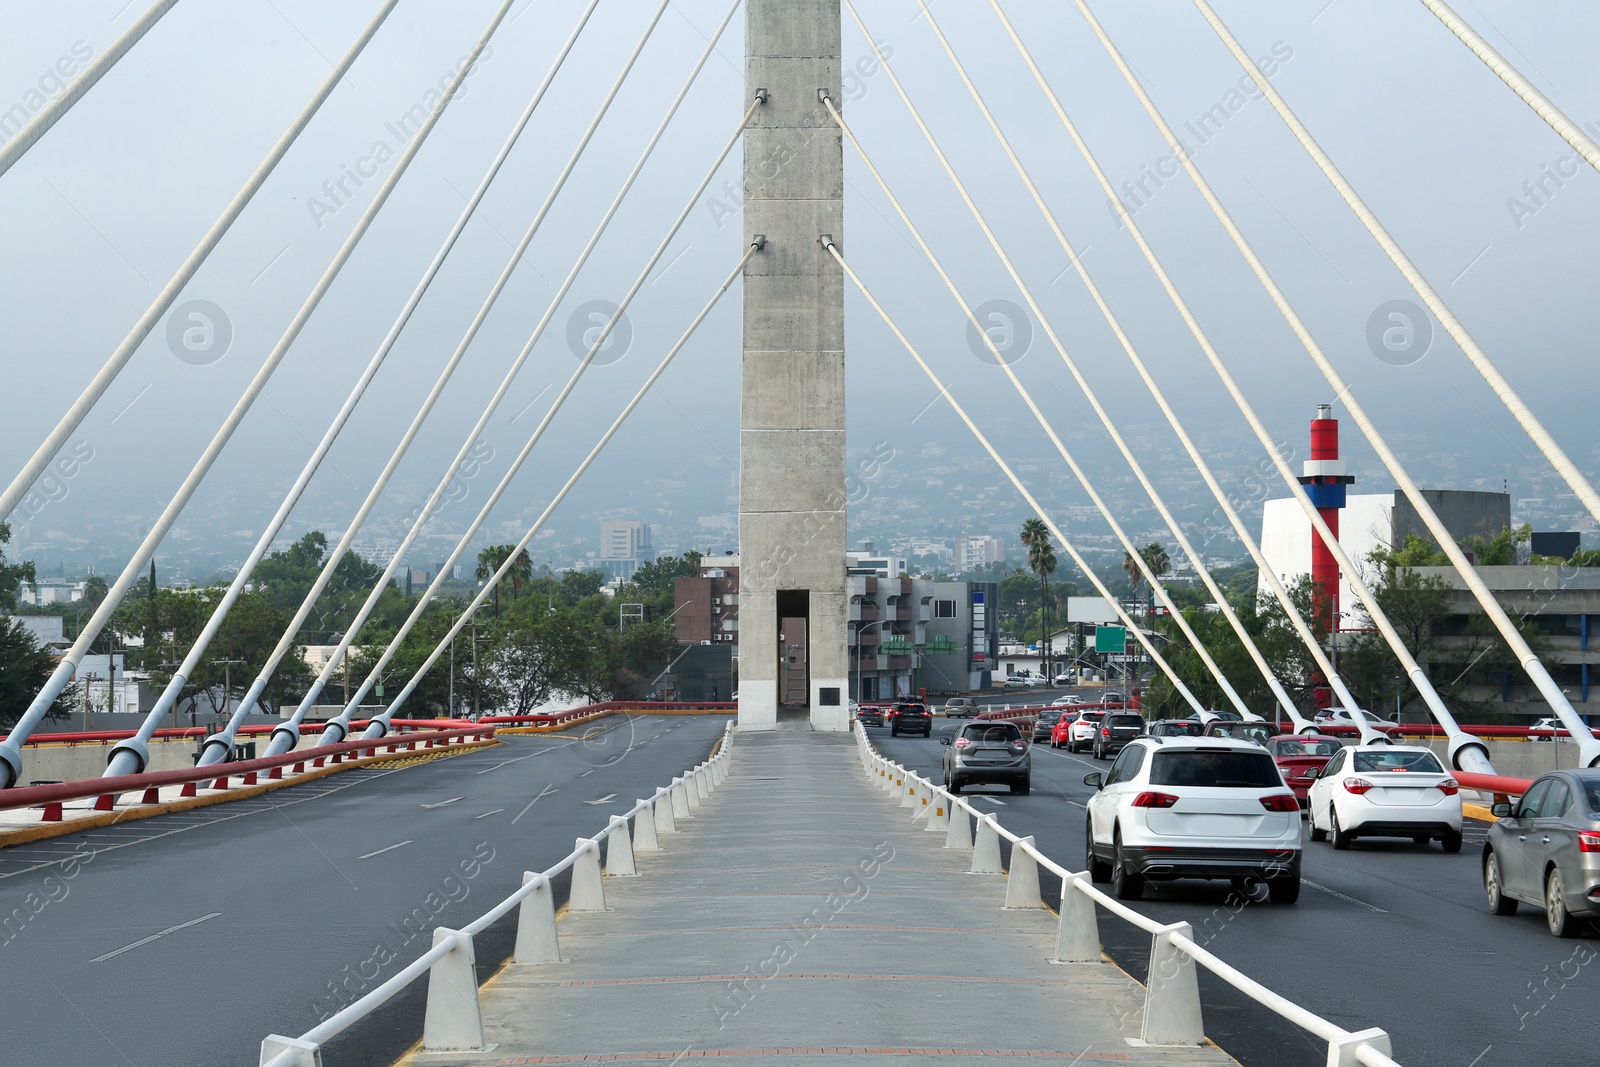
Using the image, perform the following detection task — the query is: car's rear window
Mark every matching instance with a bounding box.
[1273,739,1341,757]
[1106,715,1143,728]
[966,723,1021,743]
[1149,749,1282,788]
[1352,751,1443,773]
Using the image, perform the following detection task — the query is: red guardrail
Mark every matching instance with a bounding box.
[1453,770,1534,797]
[481,700,735,727]
[3,725,494,820]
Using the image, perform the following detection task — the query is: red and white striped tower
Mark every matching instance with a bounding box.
[1298,404,1354,703]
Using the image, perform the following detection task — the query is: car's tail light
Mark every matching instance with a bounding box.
[954,737,973,749]
[1259,794,1299,812]
[1132,791,1179,808]
[1101,727,1110,737]
[1437,779,1459,796]
[1579,831,1600,853]
[1010,740,1028,753]
[1343,777,1374,795]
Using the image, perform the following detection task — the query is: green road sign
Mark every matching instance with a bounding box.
[1094,626,1127,654]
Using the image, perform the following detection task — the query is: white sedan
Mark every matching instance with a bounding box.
[1051,695,1087,707]
[1307,744,1462,851]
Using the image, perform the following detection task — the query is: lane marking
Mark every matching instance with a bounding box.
[421,796,463,809]
[475,809,504,820]
[580,770,594,777]
[584,793,619,806]
[358,840,413,860]
[512,784,558,824]
[90,913,221,962]
[1302,878,1388,913]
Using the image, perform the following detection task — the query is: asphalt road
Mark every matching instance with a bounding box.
[875,724,1593,1067]
[0,714,729,1067]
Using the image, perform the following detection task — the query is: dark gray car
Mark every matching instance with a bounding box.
[1484,769,1600,937]
[941,721,1030,795]
[1033,709,1065,742]
[1093,713,1145,760]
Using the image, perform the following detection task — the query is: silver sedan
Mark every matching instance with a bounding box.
[1484,769,1600,937]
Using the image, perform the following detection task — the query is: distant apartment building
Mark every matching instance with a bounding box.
[14,580,84,607]
[670,556,740,701]
[850,575,999,701]
[955,534,1004,573]
[598,520,655,582]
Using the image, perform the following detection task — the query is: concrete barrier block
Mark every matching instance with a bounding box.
[513,873,561,964]
[687,767,704,810]
[634,800,661,851]
[1004,836,1043,909]
[1328,1027,1392,1067]
[971,815,1002,874]
[671,779,691,820]
[422,928,484,1051]
[607,816,637,877]
[655,790,678,834]
[945,805,972,849]
[260,1035,321,1066]
[1052,875,1101,964]
[925,797,948,833]
[570,839,607,912]
[1142,922,1203,1046]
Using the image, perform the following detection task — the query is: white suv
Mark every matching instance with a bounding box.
[1083,737,1302,903]
[1065,709,1107,753]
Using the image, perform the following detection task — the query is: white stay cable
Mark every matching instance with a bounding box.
[990,0,1414,749]
[212,0,737,766]
[0,0,401,522]
[911,0,1319,728]
[0,0,511,788]
[825,238,1203,714]
[840,5,1230,717]
[311,99,761,744]
[371,241,762,728]
[0,0,182,179]
[1195,0,1600,531]
[110,0,615,777]
[1419,0,1600,175]
[1075,0,1595,767]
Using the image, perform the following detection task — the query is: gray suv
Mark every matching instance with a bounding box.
[1093,713,1145,760]
[941,721,1031,795]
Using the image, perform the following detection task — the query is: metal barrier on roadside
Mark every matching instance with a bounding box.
[256,719,736,1066]
[854,724,1404,1067]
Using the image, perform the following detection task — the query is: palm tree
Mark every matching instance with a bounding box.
[1019,519,1057,680]
[476,545,513,616]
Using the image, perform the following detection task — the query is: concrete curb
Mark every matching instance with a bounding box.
[0,738,499,849]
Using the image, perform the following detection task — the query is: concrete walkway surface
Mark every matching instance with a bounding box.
[401,724,1240,1067]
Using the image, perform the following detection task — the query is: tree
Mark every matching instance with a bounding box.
[1020,519,1057,676]
[475,545,529,616]
[0,522,35,612]
[0,617,75,728]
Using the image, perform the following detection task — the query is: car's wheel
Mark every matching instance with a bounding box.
[1485,852,1518,916]
[1546,868,1580,938]
[1267,874,1301,905]
[1441,829,1462,854]
[1111,830,1144,901]
[1330,808,1353,851]
[1308,819,1328,843]
[1093,742,1104,760]
[1010,778,1030,796]
[1085,819,1112,882]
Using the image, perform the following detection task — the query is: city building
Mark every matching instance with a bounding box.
[598,521,655,584]
[846,549,906,579]
[669,556,740,700]
[850,575,998,700]
[954,533,1004,573]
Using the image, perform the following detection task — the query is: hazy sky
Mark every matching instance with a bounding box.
[3,0,1598,576]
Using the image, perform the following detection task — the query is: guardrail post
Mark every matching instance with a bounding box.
[686,767,704,810]
[1004,836,1043,909]
[606,815,637,877]
[901,777,918,808]
[570,839,607,911]
[422,928,484,1051]
[1142,922,1203,1046]
[513,873,561,964]
[654,789,678,834]
[1328,1028,1393,1067]
[925,794,948,832]
[259,1035,320,1066]
[1052,875,1101,964]
[634,800,661,851]
[670,778,691,819]
[945,804,972,849]
[699,762,716,797]
[971,815,1002,874]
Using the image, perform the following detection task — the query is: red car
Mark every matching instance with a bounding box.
[1268,734,1343,810]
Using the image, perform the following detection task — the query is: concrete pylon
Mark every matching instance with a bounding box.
[738,0,848,732]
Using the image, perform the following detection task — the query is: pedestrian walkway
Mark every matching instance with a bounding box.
[400,723,1240,1067]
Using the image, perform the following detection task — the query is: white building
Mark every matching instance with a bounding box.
[955,533,1004,573]
[1257,494,1394,618]
[599,521,654,562]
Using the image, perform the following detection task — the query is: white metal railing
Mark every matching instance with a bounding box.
[257,720,735,1066]
[854,724,1403,1066]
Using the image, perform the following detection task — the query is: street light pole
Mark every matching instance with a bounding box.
[853,619,886,703]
